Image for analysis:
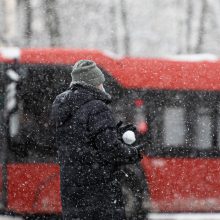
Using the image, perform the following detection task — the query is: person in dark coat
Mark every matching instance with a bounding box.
[51,60,143,220]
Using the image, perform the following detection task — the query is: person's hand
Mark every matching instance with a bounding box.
[117,122,136,134]
[116,121,136,135]
[116,121,137,144]
[132,142,146,160]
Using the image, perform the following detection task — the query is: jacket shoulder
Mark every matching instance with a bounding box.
[85,99,116,131]
[51,90,75,126]
[84,99,110,115]
[53,90,72,104]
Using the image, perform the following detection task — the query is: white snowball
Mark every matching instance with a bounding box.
[122,130,136,145]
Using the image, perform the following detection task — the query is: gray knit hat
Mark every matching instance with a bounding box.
[70,60,105,86]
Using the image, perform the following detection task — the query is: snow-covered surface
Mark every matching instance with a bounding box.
[0,216,23,220]
[164,54,219,62]
[0,47,21,59]
[148,213,220,220]
[1,213,220,220]
[102,50,123,59]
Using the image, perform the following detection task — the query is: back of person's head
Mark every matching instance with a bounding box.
[70,60,105,87]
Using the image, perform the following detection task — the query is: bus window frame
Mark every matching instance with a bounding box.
[140,89,220,158]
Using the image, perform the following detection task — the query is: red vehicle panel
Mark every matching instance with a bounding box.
[119,58,220,90]
[4,157,220,214]
[7,164,61,214]
[1,48,220,91]
[141,157,220,212]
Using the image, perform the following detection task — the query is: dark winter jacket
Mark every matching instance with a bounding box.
[51,82,140,219]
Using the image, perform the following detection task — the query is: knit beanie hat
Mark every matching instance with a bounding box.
[70,60,105,86]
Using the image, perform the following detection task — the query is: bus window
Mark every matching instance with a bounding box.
[194,107,212,149]
[9,64,71,162]
[163,107,185,146]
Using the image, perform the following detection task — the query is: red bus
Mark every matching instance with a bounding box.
[1,48,220,219]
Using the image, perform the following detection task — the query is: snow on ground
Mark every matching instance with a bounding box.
[148,213,220,220]
[2,213,220,220]
[0,217,23,220]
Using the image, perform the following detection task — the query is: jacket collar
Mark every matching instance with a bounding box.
[69,82,111,104]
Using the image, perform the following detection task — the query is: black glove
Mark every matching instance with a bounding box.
[132,142,146,160]
[116,121,136,137]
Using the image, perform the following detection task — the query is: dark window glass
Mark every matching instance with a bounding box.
[217,105,220,150]
[9,64,71,162]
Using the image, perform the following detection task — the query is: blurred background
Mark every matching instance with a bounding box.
[0,0,220,57]
[1,1,220,220]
